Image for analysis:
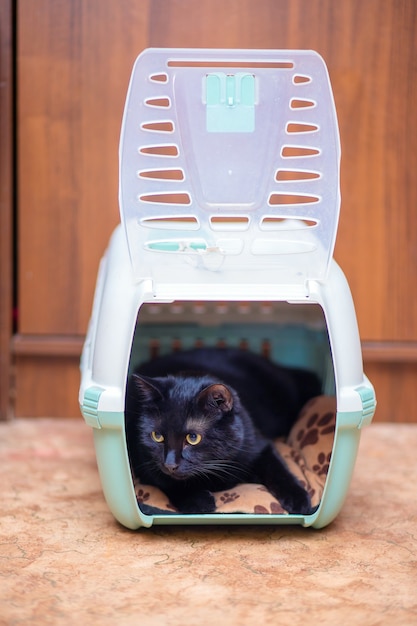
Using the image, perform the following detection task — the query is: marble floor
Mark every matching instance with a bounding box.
[1,418,416,626]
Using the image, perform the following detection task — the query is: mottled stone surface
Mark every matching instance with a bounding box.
[1,419,416,625]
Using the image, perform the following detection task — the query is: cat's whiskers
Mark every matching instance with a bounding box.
[192,459,249,483]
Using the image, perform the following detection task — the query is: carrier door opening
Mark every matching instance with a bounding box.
[125,301,336,518]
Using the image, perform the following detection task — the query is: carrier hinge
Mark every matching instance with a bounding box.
[356,385,376,428]
[81,386,104,429]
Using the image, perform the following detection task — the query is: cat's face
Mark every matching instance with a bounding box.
[131,374,246,482]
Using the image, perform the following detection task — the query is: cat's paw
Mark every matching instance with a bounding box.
[174,489,216,514]
[279,485,314,515]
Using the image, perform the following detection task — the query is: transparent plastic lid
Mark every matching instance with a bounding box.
[119,48,340,286]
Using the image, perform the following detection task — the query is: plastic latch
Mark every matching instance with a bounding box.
[81,386,104,429]
[356,385,376,428]
[206,73,255,133]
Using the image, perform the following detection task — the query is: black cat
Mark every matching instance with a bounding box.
[125,347,321,515]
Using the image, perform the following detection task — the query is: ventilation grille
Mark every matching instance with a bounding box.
[119,49,340,283]
[134,68,325,222]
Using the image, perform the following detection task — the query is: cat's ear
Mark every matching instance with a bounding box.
[198,384,233,414]
[131,374,163,403]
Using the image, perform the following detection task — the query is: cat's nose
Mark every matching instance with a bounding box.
[164,451,179,473]
[164,462,179,473]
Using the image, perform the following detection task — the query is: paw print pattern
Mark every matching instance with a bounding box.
[219,491,240,504]
[313,451,332,476]
[136,488,151,504]
[254,505,269,514]
[254,502,286,514]
[296,411,335,450]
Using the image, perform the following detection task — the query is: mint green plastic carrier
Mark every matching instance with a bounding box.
[79,48,376,530]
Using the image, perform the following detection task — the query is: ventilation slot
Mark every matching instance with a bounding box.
[276,170,320,182]
[139,145,179,157]
[149,73,168,83]
[167,60,294,69]
[139,169,185,181]
[140,216,199,230]
[268,193,319,206]
[210,216,250,231]
[144,97,171,108]
[293,75,312,84]
[290,98,316,109]
[260,217,319,230]
[286,123,319,134]
[139,193,191,205]
[281,146,320,158]
[141,121,174,133]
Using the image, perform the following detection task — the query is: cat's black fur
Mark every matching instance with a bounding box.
[125,347,321,515]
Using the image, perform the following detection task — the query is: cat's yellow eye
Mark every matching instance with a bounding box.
[151,431,164,443]
[185,433,202,446]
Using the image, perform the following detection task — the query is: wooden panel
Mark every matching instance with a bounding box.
[14,0,417,419]
[17,0,151,334]
[362,341,417,364]
[12,334,84,357]
[13,357,81,418]
[0,0,13,420]
[17,0,417,341]
[363,362,417,423]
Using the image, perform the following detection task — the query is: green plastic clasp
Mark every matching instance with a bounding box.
[206,73,255,133]
[81,386,104,429]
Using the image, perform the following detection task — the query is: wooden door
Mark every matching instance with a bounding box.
[6,0,417,420]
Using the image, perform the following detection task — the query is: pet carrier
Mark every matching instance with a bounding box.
[79,48,376,529]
